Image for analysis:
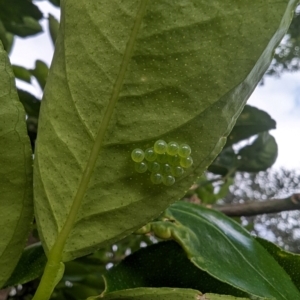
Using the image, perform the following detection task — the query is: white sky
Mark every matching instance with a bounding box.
[9,1,300,171]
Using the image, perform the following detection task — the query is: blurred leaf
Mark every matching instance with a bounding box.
[238,132,278,172]
[208,147,238,176]
[0,20,14,53]
[4,243,46,288]
[257,237,300,291]
[0,0,42,24]
[30,60,49,90]
[17,89,41,118]
[12,65,32,83]
[48,14,59,46]
[0,43,33,288]
[4,16,42,37]
[105,241,247,297]
[142,202,300,300]
[225,105,276,147]
[49,0,60,7]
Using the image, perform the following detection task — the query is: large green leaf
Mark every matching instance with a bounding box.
[0,43,33,287]
[91,288,248,300]
[138,202,300,300]
[104,241,247,297]
[34,0,298,261]
[257,237,300,291]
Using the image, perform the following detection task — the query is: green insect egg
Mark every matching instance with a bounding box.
[167,141,179,156]
[161,163,172,175]
[171,166,185,177]
[167,154,180,166]
[151,172,163,184]
[162,175,176,186]
[131,148,145,162]
[135,162,148,173]
[154,140,168,154]
[156,153,168,163]
[145,147,157,162]
[148,161,160,172]
[180,156,193,168]
[178,144,191,158]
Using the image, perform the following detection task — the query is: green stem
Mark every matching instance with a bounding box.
[32,1,149,299]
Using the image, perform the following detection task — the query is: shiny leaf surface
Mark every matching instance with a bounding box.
[141,202,300,300]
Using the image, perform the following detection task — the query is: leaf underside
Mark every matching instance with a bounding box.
[34,0,298,261]
[0,43,33,288]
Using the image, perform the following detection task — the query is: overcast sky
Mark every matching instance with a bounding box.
[9,1,300,171]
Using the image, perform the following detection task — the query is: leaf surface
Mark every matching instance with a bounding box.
[0,43,33,287]
[141,202,300,300]
[34,0,298,261]
[105,241,247,297]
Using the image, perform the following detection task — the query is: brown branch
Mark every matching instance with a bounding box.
[213,193,300,217]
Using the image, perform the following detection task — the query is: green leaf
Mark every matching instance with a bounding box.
[257,237,300,291]
[208,147,238,176]
[225,105,276,147]
[34,0,298,262]
[4,17,43,38]
[12,65,32,83]
[93,288,248,300]
[17,89,41,119]
[49,0,60,7]
[0,20,14,53]
[0,43,33,288]
[30,60,49,90]
[105,241,247,297]
[237,132,278,172]
[142,202,300,300]
[48,14,59,46]
[4,243,47,288]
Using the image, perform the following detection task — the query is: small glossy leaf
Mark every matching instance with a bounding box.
[238,132,278,172]
[143,202,300,300]
[48,14,59,46]
[4,243,46,288]
[12,65,32,83]
[105,241,247,297]
[225,105,276,147]
[34,0,298,261]
[257,237,300,291]
[0,43,33,288]
[30,60,49,90]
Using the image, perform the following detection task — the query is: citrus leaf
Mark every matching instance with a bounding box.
[0,43,33,288]
[12,65,32,83]
[4,243,46,288]
[142,202,300,300]
[105,241,247,297]
[225,105,276,148]
[93,288,248,300]
[237,132,278,172]
[34,0,298,261]
[30,60,49,90]
[257,237,300,291]
[48,14,59,46]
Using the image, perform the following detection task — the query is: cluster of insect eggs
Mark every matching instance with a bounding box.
[131,140,193,186]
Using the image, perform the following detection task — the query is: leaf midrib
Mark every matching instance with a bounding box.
[48,0,149,262]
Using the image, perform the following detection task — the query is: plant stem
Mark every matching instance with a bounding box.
[32,1,149,299]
